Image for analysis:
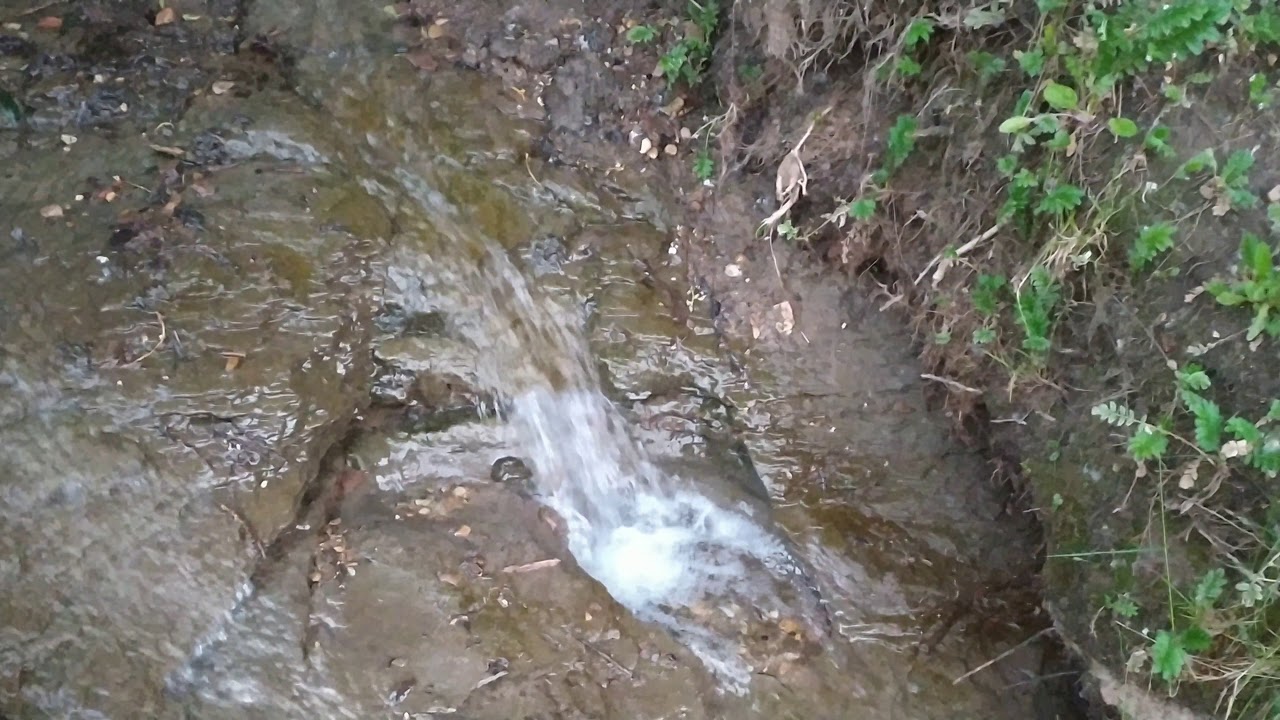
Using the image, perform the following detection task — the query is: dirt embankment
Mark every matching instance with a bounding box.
[380,0,1280,717]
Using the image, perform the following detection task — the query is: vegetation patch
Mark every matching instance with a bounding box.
[676,0,1280,715]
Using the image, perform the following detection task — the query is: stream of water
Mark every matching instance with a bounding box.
[386,189,816,691]
[0,2,1072,716]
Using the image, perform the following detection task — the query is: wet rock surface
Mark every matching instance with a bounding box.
[0,1,1078,718]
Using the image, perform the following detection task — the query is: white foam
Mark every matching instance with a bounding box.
[543,482,786,693]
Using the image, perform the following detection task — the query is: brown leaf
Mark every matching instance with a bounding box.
[778,617,804,637]
[36,16,62,31]
[220,351,245,371]
[154,7,177,25]
[425,23,445,39]
[161,192,183,216]
[405,49,438,71]
[39,204,64,219]
[453,525,472,538]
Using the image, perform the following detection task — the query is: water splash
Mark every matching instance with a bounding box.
[386,182,806,692]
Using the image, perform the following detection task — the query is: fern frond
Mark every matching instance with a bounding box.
[1092,401,1142,427]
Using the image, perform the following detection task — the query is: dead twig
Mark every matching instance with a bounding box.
[524,153,543,187]
[575,636,635,678]
[914,224,1001,287]
[501,558,560,573]
[218,503,266,558]
[127,312,167,365]
[473,670,508,689]
[953,627,1054,685]
[920,373,981,395]
[758,108,831,234]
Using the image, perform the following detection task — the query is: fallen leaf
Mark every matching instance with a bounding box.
[425,24,445,39]
[161,192,183,216]
[211,80,236,95]
[1222,439,1251,458]
[39,204,63,219]
[60,134,77,146]
[1269,184,1280,204]
[437,571,462,586]
[154,7,177,25]
[405,49,438,71]
[773,301,795,335]
[36,16,62,31]
[778,617,804,637]
[149,144,185,157]
[1177,460,1200,490]
[453,525,471,538]
[220,351,245,371]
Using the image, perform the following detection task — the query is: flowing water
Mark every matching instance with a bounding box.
[0,1,1074,717]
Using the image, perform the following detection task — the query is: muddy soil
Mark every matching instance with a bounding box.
[1,1,1086,718]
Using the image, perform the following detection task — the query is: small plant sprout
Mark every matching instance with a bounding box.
[625,25,657,44]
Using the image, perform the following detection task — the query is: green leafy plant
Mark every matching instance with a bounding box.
[971,274,1007,317]
[1014,266,1060,356]
[847,197,876,221]
[1106,592,1140,619]
[1207,233,1280,341]
[1087,0,1233,90]
[692,148,715,182]
[967,50,1006,85]
[1130,222,1177,270]
[1093,365,1280,476]
[871,114,918,184]
[1150,568,1228,685]
[625,25,657,44]
[1218,149,1260,211]
[1249,72,1275,108]
[658,0,720,87]
[1144,125,1175,158]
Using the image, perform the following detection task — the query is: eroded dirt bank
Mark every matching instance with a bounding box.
[0,0,1155,718]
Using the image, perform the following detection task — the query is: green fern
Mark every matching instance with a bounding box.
[1181,391,1224,452]
[1130,425,1170,461]
[1015,266,1060,355]
[971,274,1008,317]
[1093,401,1143,427]
[1089,0,1232,85]
[1176,364,1212,393]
